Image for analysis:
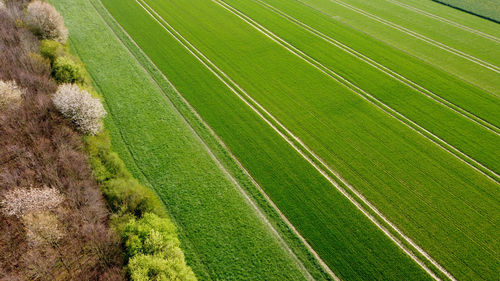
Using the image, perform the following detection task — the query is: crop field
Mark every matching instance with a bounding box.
[432,0,500,22]
[52,0,498,280]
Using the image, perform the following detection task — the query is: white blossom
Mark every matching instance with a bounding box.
[25,1,68,44]
[53,83,106,135]
[1,187,64,217]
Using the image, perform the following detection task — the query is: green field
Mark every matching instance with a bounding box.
[433,0,500,22]
[292,0,500,94]
[52,0,499,280]
[218,0,500,178]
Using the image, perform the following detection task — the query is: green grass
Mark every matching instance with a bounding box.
[433,0,500,22]
[101,0,499,280]
[293,0,500,94]
[49,0,325,279]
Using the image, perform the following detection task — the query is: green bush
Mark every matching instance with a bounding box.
[128,254,197,281]
[123,213,196,281]
[52,56,87,84]
[122,213,178,258]
[103,178,167,218]
[85,133,131,183]
[40,39,66,63]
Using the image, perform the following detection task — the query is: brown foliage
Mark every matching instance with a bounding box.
[0,5,125,281]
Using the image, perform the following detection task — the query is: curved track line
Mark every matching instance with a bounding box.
[215,0,500,184]
[89,1,318,280]
[327,0,500,73]
[384,0,500,43]
[250,0,500,135]
[138,0,457,279]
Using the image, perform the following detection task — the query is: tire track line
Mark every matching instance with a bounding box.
[251,0,500,135]
[327,0,500,73]
[138,0,453,279]
[384,0,500,43]
[90,0,319,279]
[216,0,500,184]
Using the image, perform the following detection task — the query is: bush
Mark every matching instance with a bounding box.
[123,213,196,281]
[128,254,197,281]
[103,178,167,218]
[85,133,132,183]
[40,39,66,63]
[25,0,68,43]
[52,83,106,135]
[52,56,87,84]
[122,213,179,258]
[0,80,23,109]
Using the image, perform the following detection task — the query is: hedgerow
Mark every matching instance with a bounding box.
[83,107,196,280]
[83,120,196,281]
[9,0,196,279]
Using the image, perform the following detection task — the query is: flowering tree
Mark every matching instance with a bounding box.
[25,1,68,44]
[0,187,64,217]
[0,80,23,109]
[22,211,64,246]
[52,83,106,135]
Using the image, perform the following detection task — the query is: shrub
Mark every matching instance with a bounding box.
[128,254,197,281]
[25,0,67,43]
[53,83,106,135]
[0,187,64,217]
[122,213,178,258]
[85,133,132,183]
[40,39,66,63]
[0,80,23,109]
[103,178,167,218]
[123,213,196,281]
[52,56,87,84]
